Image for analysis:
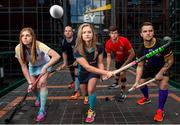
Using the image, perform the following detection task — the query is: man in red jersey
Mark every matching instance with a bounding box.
[105,26,135,101]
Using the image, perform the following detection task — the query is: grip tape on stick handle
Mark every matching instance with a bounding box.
[128,78,156,92]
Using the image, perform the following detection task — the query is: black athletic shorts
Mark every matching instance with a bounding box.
[78,72,100,84]
[142,67,169,79]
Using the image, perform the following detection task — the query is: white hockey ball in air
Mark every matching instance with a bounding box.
[49,5,64,19]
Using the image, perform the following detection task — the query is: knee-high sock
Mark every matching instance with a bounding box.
[88,93,96,111]
[74,76,80,91]
[158,89,168,110]
[39,88,48,112]
[140,85,149,99]
[33,89,40,101]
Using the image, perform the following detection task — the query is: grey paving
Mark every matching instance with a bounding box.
[0,69,179,124]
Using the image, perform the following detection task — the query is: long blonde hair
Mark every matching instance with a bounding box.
[19,27,37,65]
[75,23,97,58]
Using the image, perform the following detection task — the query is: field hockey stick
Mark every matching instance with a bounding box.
[57,63,74,71]
[4,68,58,124]
[112,37,172,75]
[4,73,44,124]
[66,64,74,68]
[105,78,156,102]
[4,92,28,124]
[128,78,156,92]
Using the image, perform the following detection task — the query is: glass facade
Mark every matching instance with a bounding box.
[0,0,179,84]
[70,0,106,24]
[67,0,180,82]
[69,0,110,42]
[0,0,63,44]
[0,0,63,86]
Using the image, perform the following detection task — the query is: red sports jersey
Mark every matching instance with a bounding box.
[105,36,132,61]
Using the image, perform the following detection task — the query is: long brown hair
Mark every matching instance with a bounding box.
[19,27,37,64]
[75,23,97,58]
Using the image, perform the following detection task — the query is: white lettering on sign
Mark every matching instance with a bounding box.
[84,14,95,22]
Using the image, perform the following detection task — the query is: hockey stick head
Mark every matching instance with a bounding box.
[4,118,10,124]
[4,92,28,124]
[162,36,172,48]
[163,36,172,42]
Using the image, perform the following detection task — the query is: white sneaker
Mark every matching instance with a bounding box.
[115,92,127,102]
[122,94,127,100]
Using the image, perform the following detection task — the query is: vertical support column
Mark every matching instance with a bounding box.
[63,0,67,27]
[110,0,116,26]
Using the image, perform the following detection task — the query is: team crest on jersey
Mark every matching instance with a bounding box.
[145,60,148,63]
[119,46,124,51]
